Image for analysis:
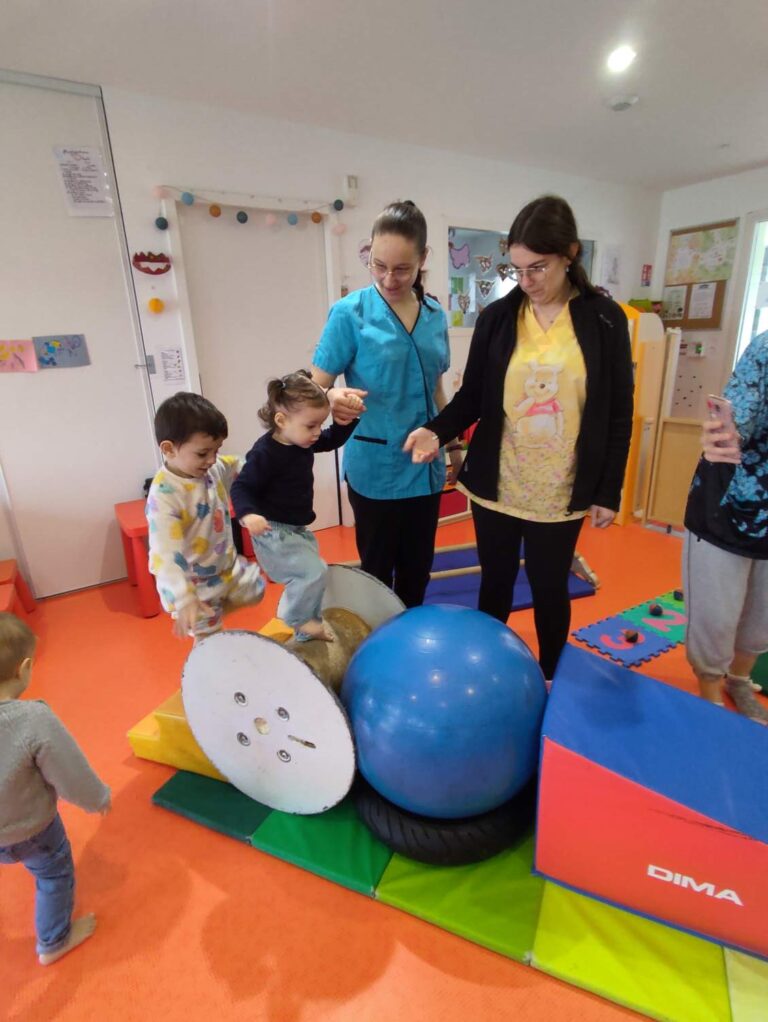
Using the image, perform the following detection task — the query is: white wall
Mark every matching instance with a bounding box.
[652,165,768,416]
[102,87,663,409]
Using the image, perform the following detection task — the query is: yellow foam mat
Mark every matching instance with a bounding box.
[127,618,292,779]
[531,882,731,1022]
[725,948,768,1021]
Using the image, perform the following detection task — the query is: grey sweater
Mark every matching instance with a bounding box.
[0,699,110,846]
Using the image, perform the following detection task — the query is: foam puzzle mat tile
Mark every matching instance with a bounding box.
[573,614,675,665]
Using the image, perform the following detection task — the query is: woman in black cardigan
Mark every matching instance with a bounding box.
[405,196,634,680]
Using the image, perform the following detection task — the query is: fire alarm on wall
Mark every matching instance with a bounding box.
[343,174,359,207]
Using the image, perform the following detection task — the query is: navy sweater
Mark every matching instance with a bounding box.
[232,421,356,527]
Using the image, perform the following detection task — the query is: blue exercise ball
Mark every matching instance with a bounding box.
[341,604,547,819]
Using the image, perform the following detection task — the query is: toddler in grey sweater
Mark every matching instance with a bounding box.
[0,612,110,964]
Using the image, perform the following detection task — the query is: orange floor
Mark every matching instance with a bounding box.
[2,520,709,1021]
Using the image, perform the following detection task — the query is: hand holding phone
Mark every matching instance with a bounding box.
[704,395,741,464]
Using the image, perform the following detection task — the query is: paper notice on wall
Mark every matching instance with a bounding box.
[0,339,38,373]
[689,282,716,320]
[160,347,185,383]
[53,146,114,217]
[662,285,687,321]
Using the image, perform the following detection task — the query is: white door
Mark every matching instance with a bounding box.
[0,74,156,596]
[734,213,768,366]
[172,200,340,529]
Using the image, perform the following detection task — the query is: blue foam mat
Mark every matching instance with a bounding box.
[544,644,768,844]
[427,548,594,610]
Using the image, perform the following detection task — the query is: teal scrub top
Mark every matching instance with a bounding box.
[313,285,450,500]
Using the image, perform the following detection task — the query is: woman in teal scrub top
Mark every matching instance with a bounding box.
[312,200,461,606]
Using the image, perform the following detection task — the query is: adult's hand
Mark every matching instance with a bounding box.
[590,505,616,529]
[403,427,440,464]
[328,387,367,425]
[702,418,741,464]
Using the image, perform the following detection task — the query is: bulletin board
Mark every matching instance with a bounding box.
[661,219,738,330]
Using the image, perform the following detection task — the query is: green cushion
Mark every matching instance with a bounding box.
[375,832,543,963]
[152,770,272,842]
[532,882,731,1022]
[250,797,392,895]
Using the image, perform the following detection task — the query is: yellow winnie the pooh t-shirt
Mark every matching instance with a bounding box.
[461,296,588,522]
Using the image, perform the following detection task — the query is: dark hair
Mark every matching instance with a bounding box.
[0,612,36,681]
[371,200,428,303]
[258,370,329,431]
[507,195,597,297]
[154,392,228,446]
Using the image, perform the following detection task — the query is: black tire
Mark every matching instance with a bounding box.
[353,775,537,866]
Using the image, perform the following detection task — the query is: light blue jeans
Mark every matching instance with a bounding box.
[0,813,74,954]
[251,523,327,640]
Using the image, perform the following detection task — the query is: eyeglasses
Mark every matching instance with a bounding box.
[368,259,418,282]
[509,263,551,283]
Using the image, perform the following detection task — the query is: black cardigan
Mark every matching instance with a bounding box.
[425,287,634,513]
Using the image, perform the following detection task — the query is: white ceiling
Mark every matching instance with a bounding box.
[2,0,767,190]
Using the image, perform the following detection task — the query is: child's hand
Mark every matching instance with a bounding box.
[99,796,112,816]
[328,387,367,424]
[172,600,211,639]
[241,514,271,537]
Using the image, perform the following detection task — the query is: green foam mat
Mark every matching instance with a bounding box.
[725,948,768,1021]
[152,770,273,842]
[375,832,543,963]
[250,796,393,895]
[532,882,731,1022]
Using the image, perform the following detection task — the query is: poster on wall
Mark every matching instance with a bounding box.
[33,334,91,368]
[53,146,114,217]
[664,220,737,285]
[0,339,38,373]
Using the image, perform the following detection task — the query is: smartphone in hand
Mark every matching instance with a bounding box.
[706,394,738,447]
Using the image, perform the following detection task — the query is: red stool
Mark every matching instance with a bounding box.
[114,499,161,617]
[0,560,36,613]
[114,499,260,618]
[0,583,24,617]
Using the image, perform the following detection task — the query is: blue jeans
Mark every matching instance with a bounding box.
[0,814,74,954]
[251,523,327,640]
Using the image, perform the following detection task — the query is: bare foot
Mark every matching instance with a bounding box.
[39,914,96,965]
[299,619,334,642]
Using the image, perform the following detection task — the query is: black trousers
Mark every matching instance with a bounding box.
[472,501,584,680]
[347,484,442,608]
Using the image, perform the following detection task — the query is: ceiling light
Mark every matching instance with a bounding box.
[607,46,637,73]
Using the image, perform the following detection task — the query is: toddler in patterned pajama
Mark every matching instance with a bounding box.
[146,392,264,639]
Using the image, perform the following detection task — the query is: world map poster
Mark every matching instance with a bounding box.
[664,221,738,285]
